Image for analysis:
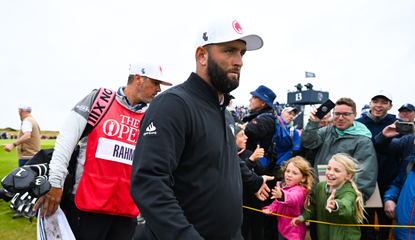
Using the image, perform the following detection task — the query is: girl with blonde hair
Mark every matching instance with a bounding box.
[291,153,366,239]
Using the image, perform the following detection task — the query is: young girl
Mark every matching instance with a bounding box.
[291,153,366,239]
[262,156,314,240]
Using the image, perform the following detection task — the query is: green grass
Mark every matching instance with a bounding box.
[0,139,56,240]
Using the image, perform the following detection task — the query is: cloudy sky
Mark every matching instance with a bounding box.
[1,1,414,131]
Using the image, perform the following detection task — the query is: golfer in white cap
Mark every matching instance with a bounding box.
[131,18,273,240]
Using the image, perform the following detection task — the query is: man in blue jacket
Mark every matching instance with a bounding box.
[374,121,415,239]
[355,90,404,240]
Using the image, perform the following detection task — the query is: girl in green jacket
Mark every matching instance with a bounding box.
[291,153,366,240]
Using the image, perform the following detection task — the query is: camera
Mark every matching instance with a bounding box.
[396,122,414,135]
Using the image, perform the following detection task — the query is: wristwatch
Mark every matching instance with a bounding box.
[13,142,17,147]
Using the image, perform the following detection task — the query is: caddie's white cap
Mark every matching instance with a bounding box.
[372,89,393,102]
[18,103,32,111]
[194,18,263,52]
[129,60,173,86]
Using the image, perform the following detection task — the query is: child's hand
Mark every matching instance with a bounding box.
[291,217,303,227]
[262,208,272,215]
[249,145,264,161]
[326,189,336,213]
[271,181,282,199]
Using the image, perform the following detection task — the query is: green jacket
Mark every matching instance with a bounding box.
[301,181,361,240]
[301,120,377,201]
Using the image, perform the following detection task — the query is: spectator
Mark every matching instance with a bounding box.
[279,107,301,160]
[301,97,377,202]
[397,103,415,123]
[319,112,332,128]
[1,103,41,219]
[375,121,415,240]
[2,104,41,167]
[235,123,277,240]
[355,90,404,240]
[360,104,371,117]
[243,85,279,240]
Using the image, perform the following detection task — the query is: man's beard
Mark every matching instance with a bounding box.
[207,57,240,94]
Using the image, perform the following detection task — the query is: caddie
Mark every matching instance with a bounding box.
[33,60,173,240]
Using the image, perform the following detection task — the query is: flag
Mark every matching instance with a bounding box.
[305,72,315,78]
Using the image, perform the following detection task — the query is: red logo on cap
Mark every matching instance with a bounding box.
[232,20,243,35]
[158,65,163,75]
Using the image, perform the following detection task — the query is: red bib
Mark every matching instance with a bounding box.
[75,100,143,217]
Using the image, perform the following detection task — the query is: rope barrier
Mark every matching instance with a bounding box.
[243,206,414,228]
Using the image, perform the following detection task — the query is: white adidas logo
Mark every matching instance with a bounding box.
[143,122,157,136]
[146,122,156,131]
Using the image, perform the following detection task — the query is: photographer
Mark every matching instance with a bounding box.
[372,120,415,240]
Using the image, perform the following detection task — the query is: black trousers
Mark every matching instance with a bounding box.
[242,212,264,240]
[66,199,137,240]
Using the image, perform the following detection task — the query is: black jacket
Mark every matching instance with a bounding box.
[240,149,277,214]
[243,108,276,154]
[131,73,263,240]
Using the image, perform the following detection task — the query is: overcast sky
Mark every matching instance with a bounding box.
[1,1,414,131]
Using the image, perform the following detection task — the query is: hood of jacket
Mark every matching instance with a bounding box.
[336,121,372,138]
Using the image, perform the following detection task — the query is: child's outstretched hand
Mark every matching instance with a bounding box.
[291,217,303,227]
[271,181,282,199]
[262,208,272,215]
[326,189,337,213]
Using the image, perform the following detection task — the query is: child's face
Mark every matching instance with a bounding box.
[284,163,306,186]
[326,159,352,191]
[236,130,247,149]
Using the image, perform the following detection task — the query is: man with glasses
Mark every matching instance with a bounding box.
[301,97,377,202]
[355,90,404,240]
[398,103,415,123]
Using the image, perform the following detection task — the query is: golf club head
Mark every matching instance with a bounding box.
[4,189,15,198]
[17,202,25,213]
[10,193,21,207]
[23,197,38,218]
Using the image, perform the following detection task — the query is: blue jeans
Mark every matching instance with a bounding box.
[18,159,29,167]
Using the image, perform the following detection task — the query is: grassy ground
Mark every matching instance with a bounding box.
[0,139,55,240]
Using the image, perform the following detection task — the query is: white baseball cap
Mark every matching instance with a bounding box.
[129,60,173,86]
[18,103,32,112]
[194,18,263,52]
[371,90,393,102]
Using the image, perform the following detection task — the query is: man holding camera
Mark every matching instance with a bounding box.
[355,90,404,240]
[398,103,415,123]
[301,97,377,201]
[372,120,415,240]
